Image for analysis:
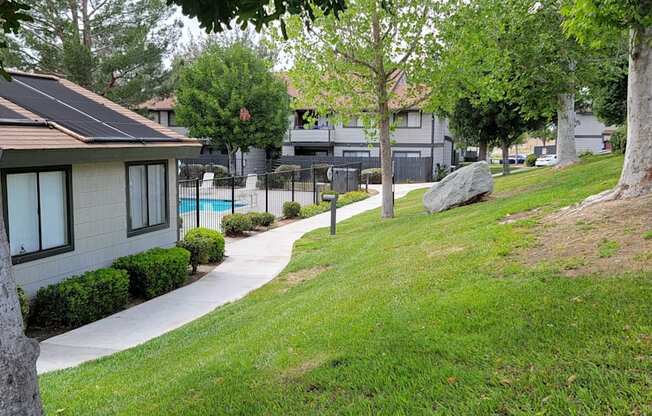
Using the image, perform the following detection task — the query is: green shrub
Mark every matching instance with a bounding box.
[222,213,253,236]
[275,164,301,176]
[184,227,225,262]
[300,202,330,218]
[177,237,212,274]
[113,247,190,299]
[361,168,382,184]
[299,191,371,218]
[526,154,538,167]
[17,286,29,328]
[579,150,594,158]
[245,212,275,228]
[30,268,129,328]
[610,125,626,154]
[283,201,301,218]
[210,164,229,178]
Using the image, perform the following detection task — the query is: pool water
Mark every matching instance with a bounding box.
[179,198,244,214]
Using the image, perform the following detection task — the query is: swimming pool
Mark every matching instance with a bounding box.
[179,198,244,214]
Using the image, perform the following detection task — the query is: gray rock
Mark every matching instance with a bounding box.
[423,161,493,213]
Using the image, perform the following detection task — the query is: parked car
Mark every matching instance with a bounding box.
[535,154,558,167]
[498,154,526,164]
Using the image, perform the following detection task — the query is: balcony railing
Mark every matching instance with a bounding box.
[288,127,333,143]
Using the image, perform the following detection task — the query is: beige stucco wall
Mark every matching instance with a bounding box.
[12,158,178,295]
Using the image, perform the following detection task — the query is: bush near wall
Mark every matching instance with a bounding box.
[30,268,129,328]
[177,237,212,274]
[113,247,190,299]
[246,212,275,228]
[222,213,254,236]
[184,227,225,262]
[17,287,29,328]
[283,201,301,218]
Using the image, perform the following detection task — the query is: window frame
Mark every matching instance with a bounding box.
[168,111,177,127]
[125,160,170,237]
[147,110,161,124]
[393,110,422,129]
[342,150,371,158]
[393,151,421,158]
[1,165,74,265]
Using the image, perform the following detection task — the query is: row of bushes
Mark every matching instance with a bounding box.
[299,191,370,218]
[222,211,275,236]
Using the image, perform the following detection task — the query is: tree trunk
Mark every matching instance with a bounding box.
[556,93,578,167]
[0,207,42,415]
[541,138,547,155]
[371,8,393,218]
[501,141,510,176]
[81,0,92,49]
[615,27,652,198]
[225,144,237,175]
[478,141,487,161]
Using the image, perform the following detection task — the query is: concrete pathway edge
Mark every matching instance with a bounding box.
[37,183,430,374]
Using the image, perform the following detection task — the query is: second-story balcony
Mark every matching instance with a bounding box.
[287,127,333,143]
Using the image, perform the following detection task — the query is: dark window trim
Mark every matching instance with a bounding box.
[393,110,422,129]
[342,150,371,158]
[393,150,422,158]
[148,110,161,124]
[125,160,170,238]
[1,165,74,265]
[168,111,177,127]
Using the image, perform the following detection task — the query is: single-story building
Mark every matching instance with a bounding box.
[0,71,200,294]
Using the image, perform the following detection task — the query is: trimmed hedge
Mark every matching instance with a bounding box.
[177,237,212,274]
[246,212,275,228]
[113,247,190,299]
[30,268,129,328]
[184,227,225,262]
[222,213,253,236]
[283,201,301,218]
[300,191,370,218]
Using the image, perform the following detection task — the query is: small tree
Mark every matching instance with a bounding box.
[448,98,496,161]
[284,0,440,218]
[564,0,652,199]
[175,43,289,174]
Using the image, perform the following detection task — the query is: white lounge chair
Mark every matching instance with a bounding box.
[200,172,215,190]
[235,174,258,207]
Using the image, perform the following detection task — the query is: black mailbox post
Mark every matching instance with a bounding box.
[322,193,338,235]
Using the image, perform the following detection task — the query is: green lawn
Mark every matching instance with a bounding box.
[41,154,652,415]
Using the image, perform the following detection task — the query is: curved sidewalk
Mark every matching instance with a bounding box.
[37,183,430,374]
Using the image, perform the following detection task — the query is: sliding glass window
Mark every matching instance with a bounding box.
[126,161,168,236]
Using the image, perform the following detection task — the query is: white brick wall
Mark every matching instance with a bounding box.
[13,159,178,295]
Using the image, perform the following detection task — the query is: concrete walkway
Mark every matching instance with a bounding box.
[37,183,430,374]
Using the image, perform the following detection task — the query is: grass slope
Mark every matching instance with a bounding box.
[41,155,652,415]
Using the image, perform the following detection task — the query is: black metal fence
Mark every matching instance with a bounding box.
[178,162,363,239]
[278,155,433,183]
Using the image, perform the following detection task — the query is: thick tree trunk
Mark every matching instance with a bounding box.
[478,141,487,161]
[556,93,578,167]
[616,27,652,198]
[371,8,393,218]
[225,145,237,175]
[501,141,510,176]
[0,208,42,415]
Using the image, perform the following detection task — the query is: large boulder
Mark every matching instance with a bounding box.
[423,161,493,213]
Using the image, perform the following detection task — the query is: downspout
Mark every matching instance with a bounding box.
[430,114,435,181]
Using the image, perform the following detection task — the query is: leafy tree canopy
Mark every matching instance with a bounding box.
[169,0,346,37]
[175,42,289,172]
[2,0,180,107]
[0,0,31,78]
[591,51,628,126]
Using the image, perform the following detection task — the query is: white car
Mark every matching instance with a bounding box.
[535,154,558,167]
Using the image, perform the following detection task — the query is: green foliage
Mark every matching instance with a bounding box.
[642,231,652,240]
[0,1,32,79]
[30,268,129,328]
[361,168,382,184]
[609,124,627,154]
[184,227,225,262]
[176,43,289,168]
[591,52,628,126]
[579,150,595,158]
[16,286,29,328]
[283,201,302,218]
[177,237,212,274]
[168,0,346,37]
[9,0,180,106]
[526,154,538,167]
[598,239,620,258]
[300,191,370,218]
[222,213,254,236]
[246,212,276,228]
[113,248,190,299]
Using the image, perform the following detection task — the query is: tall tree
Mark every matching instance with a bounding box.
[564,0,652,199]
[433,0,612,167]
[175,43,289,173]
[448,98,496,162]
[284,0,440,218]
[0,0,30,78]
[591,50,628,126]
[7,0,180,107]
